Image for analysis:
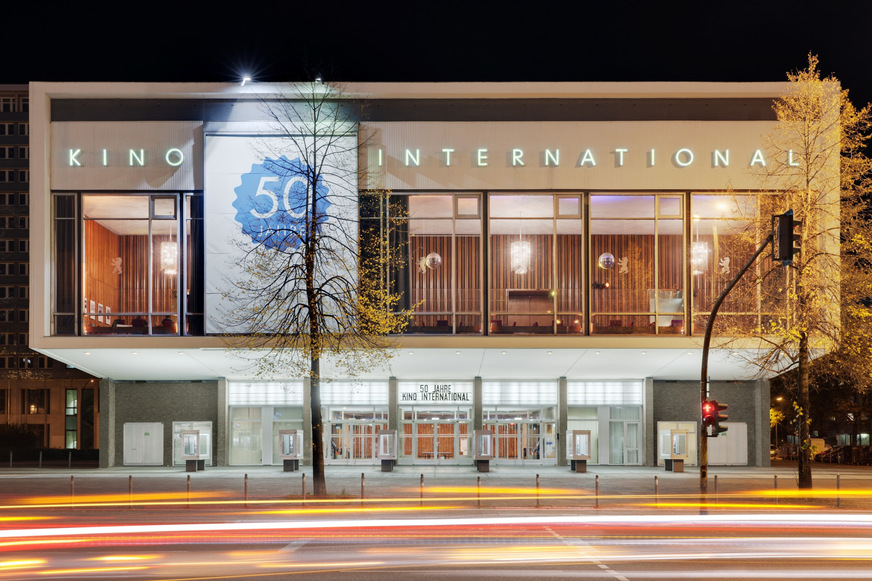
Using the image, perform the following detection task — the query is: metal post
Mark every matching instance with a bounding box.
[70,475,75,508]
[700,233,774,496]
[8,451,11,468]
[477,476,481,508]
[654,475,659,506]
[302,474,306,505]
[244,474,249,508]
[68,451,72,469]
[595,475,599,509]
[836,474,840,509]
[129,475,133,508]
[361,473,365,506]
[774,474,778,505]
[187,474,191,509]
[714,475,718,506]
[420,474,424,507]
[39,451,42,469]
[536,474,540,507]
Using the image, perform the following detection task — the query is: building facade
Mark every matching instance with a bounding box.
[1,85,98,452]
[29,81,829,469]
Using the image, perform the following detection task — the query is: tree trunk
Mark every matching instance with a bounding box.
[797,332,813,488]
[310,355,326,496]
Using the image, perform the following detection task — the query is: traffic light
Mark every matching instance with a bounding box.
[702,399,729,437]
[772,210,801,265]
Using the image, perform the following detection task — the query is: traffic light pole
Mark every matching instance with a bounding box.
[700,231,773,496]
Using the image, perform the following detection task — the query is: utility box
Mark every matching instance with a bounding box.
[278,429,303,472]
[567,430,592,473]
[377,430,398,472]
[474,430,494,472]
[660,429,688,472]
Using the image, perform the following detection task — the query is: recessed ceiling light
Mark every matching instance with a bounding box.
[84,352,90,356]
[546,351,552,355]
[131,352,138,355]
[501,351,507,355]
[408,351,414,356]
[595,351,600,355]
[641,351,647,355]
[455,351,461,355]
[178,351,185,355]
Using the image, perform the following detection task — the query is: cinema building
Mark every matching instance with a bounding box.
[29,81,827,469]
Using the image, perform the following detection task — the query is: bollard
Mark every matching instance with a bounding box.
[187,474,191,509]
[536,474,540,507]
[302,474,306,505]
[8,451,11,468]
[477,476,481,508]
[39,451,42,469]
[129,475,133,508]
[361,473,365,506]
[837,474,841,509]
[68,451,72,469]
[244,474,249,508]
[774,474,778,505]
[595,474,599,509]
[420,474,424,507]
[70,475,75,508]
[654,475,659,506]
[714,475,718,505]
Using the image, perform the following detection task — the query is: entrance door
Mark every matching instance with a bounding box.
[609,420,642,465]
[402,408,470,465]
[123,422,163,466]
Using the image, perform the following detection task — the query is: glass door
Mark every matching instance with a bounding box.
[401,408,471,465]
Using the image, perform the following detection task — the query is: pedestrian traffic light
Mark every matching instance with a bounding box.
[772,210,801,265]
[702,399,729,437]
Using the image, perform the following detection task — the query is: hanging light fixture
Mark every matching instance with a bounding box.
[160,241,178,275]
[691,241,709,275]
[510,240,531,275]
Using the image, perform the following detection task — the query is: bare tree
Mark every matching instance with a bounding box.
[221,81,410,494]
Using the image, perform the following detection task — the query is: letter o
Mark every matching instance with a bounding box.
[674,148,694,167]
[165,148,185,167]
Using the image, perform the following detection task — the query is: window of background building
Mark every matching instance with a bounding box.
[65,389,78,449]
[22,389,49,414]
[0,388,7,414]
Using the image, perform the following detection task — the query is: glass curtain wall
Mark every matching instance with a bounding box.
[590,194,685,335]
[52,192,204,336]
[690,193,787,335]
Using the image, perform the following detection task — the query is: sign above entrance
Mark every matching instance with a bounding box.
[398,382,473,404]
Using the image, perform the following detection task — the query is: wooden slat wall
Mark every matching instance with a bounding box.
[409,235,481,325]
[555,234,583,312]
[117,234,178,315]
[83,221,120,326]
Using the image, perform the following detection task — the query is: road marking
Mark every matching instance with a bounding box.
[544,526,629,581]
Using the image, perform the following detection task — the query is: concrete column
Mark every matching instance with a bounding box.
[473,376,483,430]
[303,377,312,466]
[558,376,568,466]
[98,378,115,468]
[216,378,228,466]
[388,376,398,432]
[644,377,655,466]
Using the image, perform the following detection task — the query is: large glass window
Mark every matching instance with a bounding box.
[52,192,203,336]
[590,194,685,335]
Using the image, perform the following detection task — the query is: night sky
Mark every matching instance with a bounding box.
[7,2,872,106]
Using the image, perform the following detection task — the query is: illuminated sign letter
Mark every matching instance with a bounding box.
[674,148,694,167]
[545,149,559,166]
[404,149,420,167]
[165,148,184,167]
[512,148,525,166]
[649,149,656,166]
[102,149,109,166]
[68,149,82,167]
[129,149,145,167]
[579,149,596,167]
[377,149,383,167]
[788,149,800,167]
[713,149,729,167]
[477,148,488,167]
[442,148,455,166]
[614,148,628,166]
[749,149,766,167]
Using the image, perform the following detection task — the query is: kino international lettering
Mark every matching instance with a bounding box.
[402,384,471,402]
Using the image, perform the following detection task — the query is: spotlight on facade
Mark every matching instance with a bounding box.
[241,75,251,86]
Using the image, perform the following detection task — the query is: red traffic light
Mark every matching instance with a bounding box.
[702,400,716,426]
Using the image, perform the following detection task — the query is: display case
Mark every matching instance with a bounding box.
[659,428,688,472]
[566,430,592,472]
[278,429,303,472]
[377,429,398,471]
[181,430,207,472]
[474,429,494,472]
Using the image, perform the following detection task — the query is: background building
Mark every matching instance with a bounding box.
[1,85,98,452]
[29,81,833,469]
